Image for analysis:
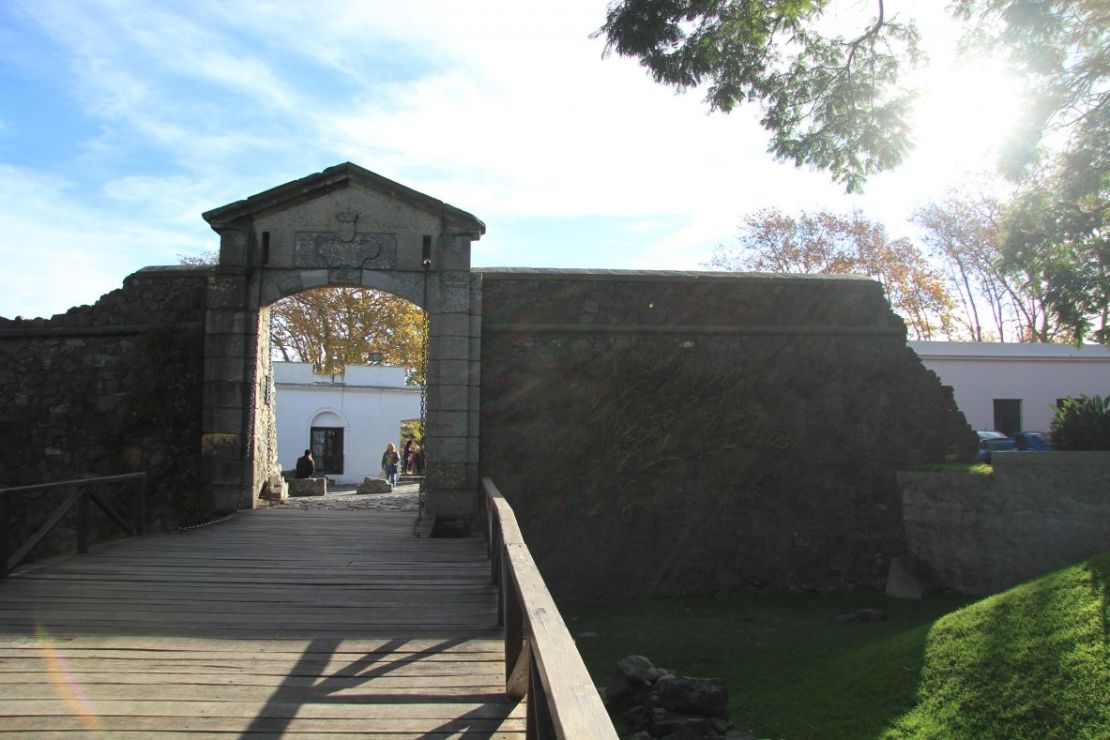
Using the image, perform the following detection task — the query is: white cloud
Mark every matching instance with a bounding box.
[0,0,1023,317]
[0,165,214,319]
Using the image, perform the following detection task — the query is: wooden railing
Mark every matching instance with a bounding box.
[482,478,618,740]
[0,473,146,579]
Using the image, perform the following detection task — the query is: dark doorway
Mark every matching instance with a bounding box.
[993,399,1022,436]
[311,427,344,475]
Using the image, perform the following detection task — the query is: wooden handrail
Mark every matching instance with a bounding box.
[482,477,617,740]
[0,472,146,579]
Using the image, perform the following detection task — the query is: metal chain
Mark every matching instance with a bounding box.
[413,262,431,537]
[179,511,237,533]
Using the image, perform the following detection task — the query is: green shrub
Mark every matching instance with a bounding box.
[1050,395,1110,450]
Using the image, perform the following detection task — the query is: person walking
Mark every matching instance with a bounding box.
[381,443,400,486]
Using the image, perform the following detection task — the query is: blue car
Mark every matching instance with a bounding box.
[977,430,1015,462]
[1012,431,1052,451]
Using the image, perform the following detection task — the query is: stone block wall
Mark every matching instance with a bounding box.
[477,269,976,600]
[900,451,1110,595]
[0,266,210,558]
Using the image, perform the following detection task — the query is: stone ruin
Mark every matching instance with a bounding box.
[602,655,753,740]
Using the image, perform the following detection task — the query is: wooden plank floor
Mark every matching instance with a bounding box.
[0,507,522,737]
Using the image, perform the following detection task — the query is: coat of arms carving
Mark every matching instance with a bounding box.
[336,211,358,243]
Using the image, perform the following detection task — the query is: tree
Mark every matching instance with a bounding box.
[596,0,921,192]
[913,186,1075,343]
[954,1,1109,191]
[178,250,218,266]
[270,287,427,383]
[707,208,954,339]
[954,1,1110,343]
[1000,165,1109,344]
[914,191,1005,342]
[601,1,1109,340]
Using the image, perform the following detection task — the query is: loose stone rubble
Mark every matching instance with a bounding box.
[601,655,753,740]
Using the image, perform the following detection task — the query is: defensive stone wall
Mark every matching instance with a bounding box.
[900,452,1110,595]
[477,268,976,600]
[0,266,210,554]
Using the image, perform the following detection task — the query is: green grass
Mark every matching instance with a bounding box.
[905,462,994,474]
[563,552,1110,739]
[884,552,1110,738]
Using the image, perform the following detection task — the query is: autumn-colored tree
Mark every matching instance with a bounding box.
[707,208,954,340]
[270,287,426,383]
[914,187,1076,343]
[914,192,1004,341]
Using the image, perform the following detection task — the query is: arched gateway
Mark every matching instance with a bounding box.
[199,163,484,517]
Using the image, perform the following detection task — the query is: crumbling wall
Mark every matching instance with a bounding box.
[478,269,976,600]
[0,266,210,557]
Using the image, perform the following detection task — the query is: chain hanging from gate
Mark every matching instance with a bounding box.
[412,251,432,537]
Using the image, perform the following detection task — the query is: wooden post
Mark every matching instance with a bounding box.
[0,495,8,580]
[134,474,146,536]
[503,552,524,695]
[77,489,89,554]
[496,538,506,627]
[526,648,554,740]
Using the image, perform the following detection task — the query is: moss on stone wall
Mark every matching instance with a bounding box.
[572,344,793,517]
[479,271,977,600]
[113,327,205,527]
[0,269,209,561]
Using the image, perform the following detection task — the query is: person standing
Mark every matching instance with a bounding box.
[402,439,414,474]
[381,443,400,486]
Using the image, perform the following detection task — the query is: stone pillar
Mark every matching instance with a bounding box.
[249,303,278,508]
[424,234,480,517]
[201,228,256,513]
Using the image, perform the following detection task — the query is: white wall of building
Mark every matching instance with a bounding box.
[910,341,1110,433]
[275,362,421,484]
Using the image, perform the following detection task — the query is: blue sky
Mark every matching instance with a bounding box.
[0,1,1022,319]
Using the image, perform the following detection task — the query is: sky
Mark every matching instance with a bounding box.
[0,0,1024,319]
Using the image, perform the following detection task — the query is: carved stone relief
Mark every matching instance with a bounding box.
[294,232,397,270]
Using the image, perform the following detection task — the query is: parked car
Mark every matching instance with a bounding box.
[977,430,1015,462]
[1012,431,1052,451]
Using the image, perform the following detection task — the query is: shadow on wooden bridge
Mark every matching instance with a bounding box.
[0,507,525,736]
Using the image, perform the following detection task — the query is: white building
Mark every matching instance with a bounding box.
[910,341,1110,434]
[274,362,421,484]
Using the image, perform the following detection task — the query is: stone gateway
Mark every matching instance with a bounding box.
[0,163,975,597]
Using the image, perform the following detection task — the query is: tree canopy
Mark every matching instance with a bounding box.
[707,207,953,340]
[601,0,1108,342]
[270,287,426,383]
[914,186,1080,343]
[597,0,921,192]
[956,1,1109,342]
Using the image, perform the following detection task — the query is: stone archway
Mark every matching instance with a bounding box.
[198,163,484,518]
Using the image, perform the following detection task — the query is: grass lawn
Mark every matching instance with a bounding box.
[563,551,1110,739]
[905,462,994,474]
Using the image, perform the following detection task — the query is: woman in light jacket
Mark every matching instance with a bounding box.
[381,443,401,486]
